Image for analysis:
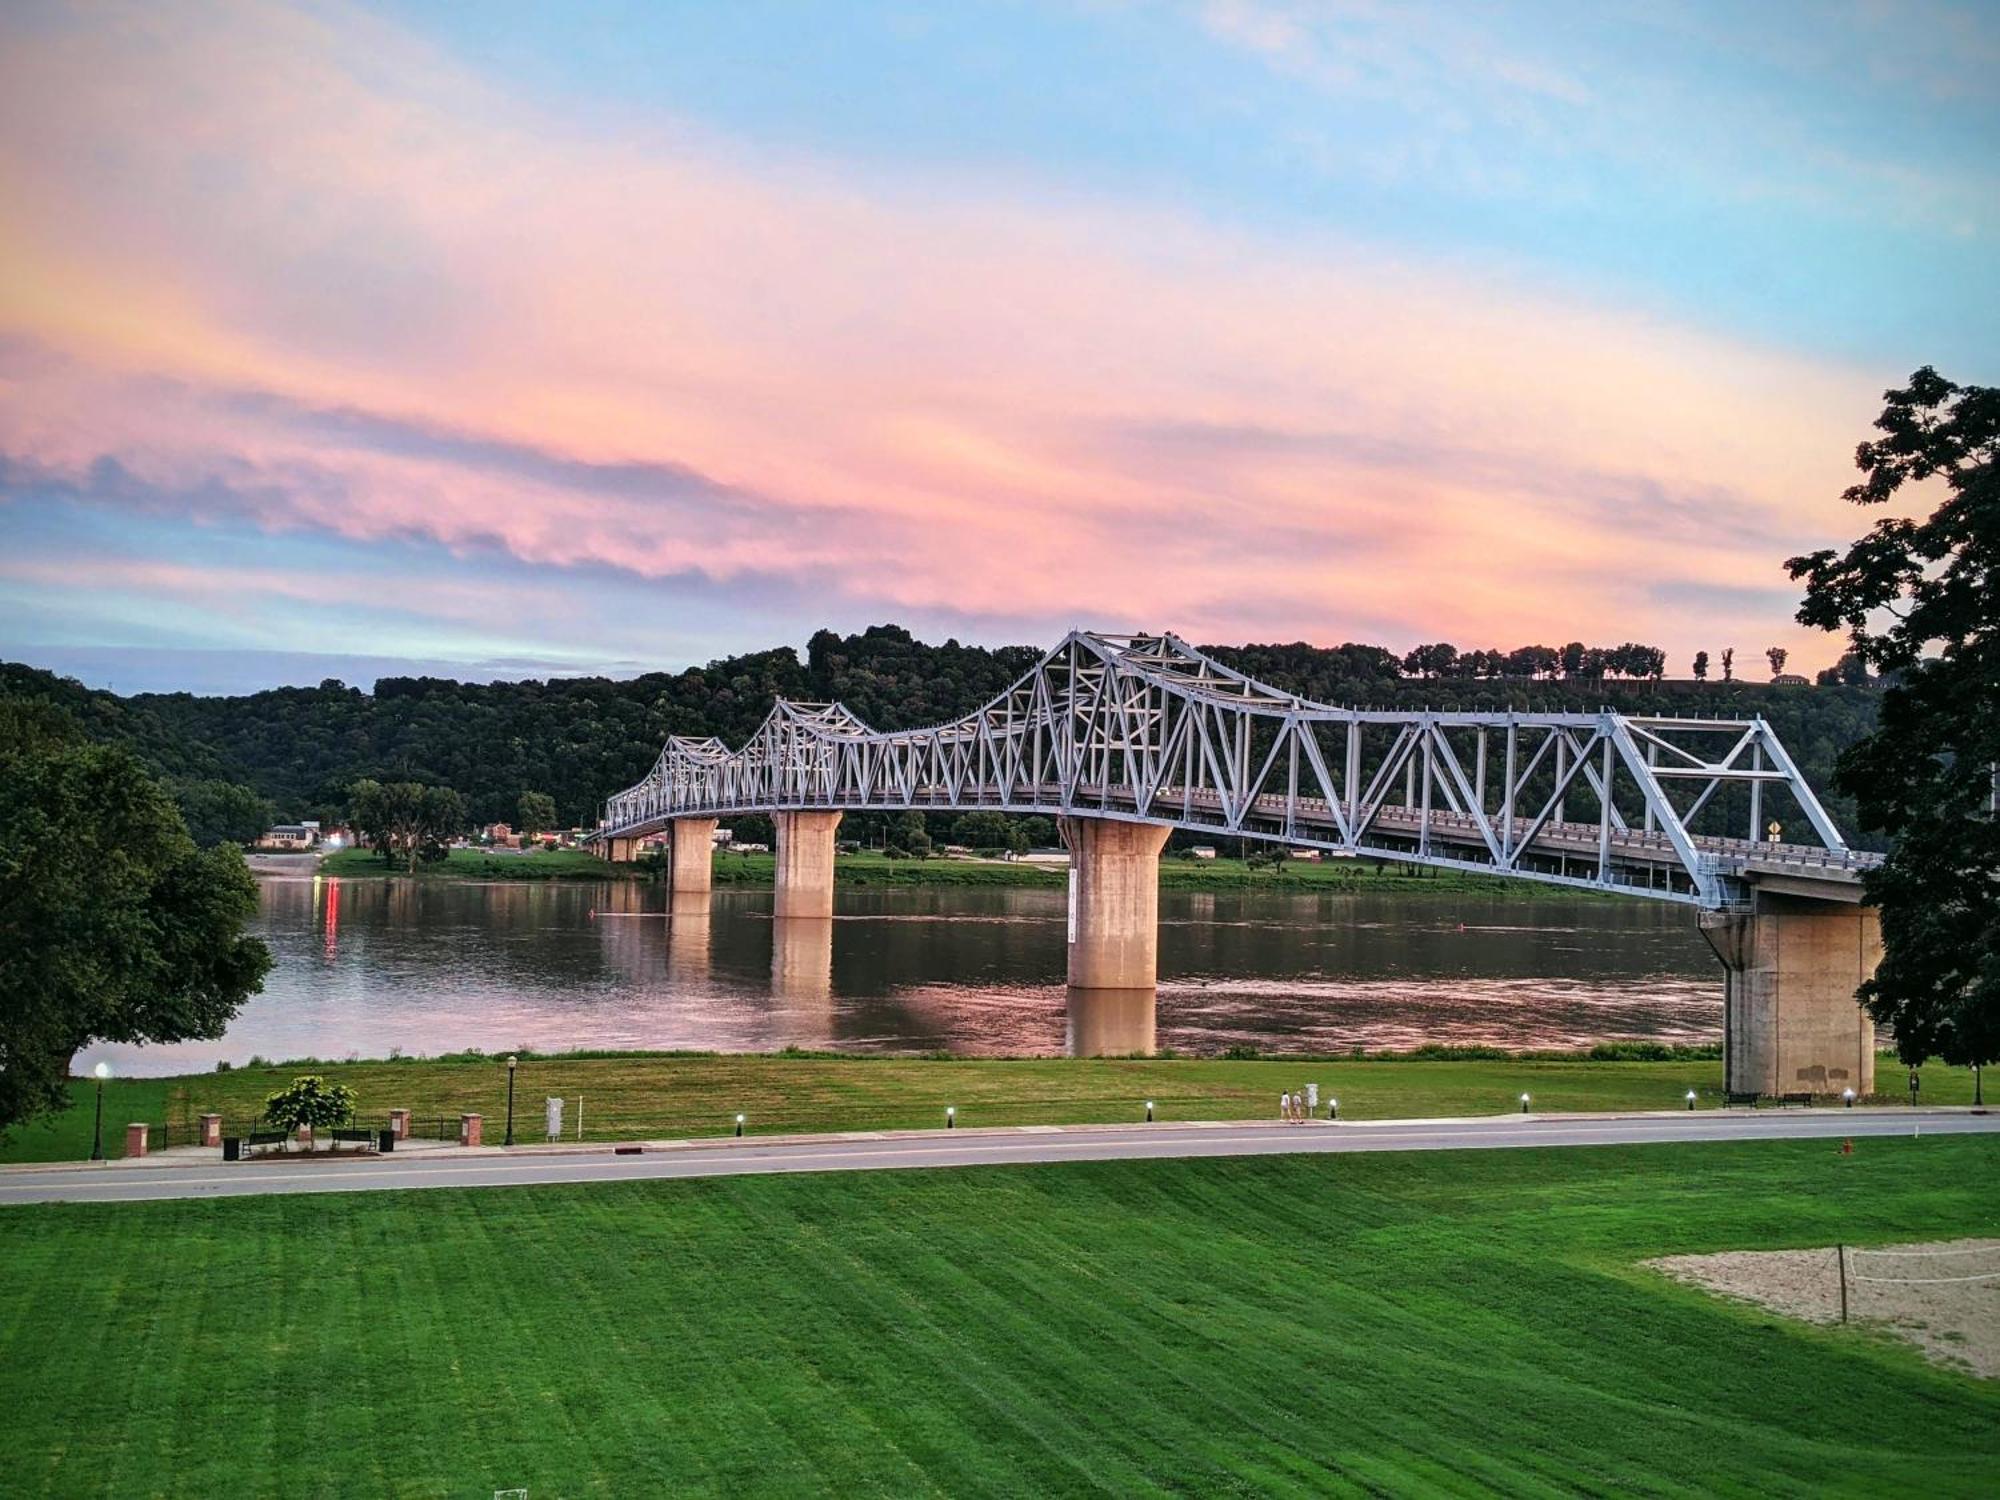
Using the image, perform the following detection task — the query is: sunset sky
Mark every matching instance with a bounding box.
[2,1,1993,694]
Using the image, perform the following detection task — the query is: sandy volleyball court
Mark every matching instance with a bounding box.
[1649,1239,2000,1378]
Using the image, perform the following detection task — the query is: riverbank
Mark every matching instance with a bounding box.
[311,845,1565,894]
[10,1047,1981,1162]
[2,1138,1994,1493]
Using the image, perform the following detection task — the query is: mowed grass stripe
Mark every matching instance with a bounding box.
[3,1140,1998,1497]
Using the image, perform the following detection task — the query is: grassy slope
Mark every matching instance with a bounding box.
[1,1138,1995,1497]
[314,845,1549,893]
[0,1078,180,1163]
[7,1053,1981,1162]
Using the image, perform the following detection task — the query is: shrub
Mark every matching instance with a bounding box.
[262,1074,357,1140]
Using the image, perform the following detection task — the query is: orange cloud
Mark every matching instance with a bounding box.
[0,0,1894,669]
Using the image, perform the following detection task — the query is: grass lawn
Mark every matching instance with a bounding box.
[1,1137,1995,1496]
[317,846,623,880]
[7,1051,1982,1162]
[0,1076,181,1163]
[315,844,1546,895]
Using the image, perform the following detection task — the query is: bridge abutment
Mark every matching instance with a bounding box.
[1060,816,1171,997]
[668,817,718,895]
[773,810,843,919]
[1700,900,1878,1097]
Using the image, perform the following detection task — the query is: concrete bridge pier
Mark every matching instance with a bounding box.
[669,817,718,895]
[1700,898,1879,1097]
[604,835,639,864]
[773,811,843,920]
[1060,816,1171,1028]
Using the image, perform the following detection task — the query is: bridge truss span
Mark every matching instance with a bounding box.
[599,631,1876,908]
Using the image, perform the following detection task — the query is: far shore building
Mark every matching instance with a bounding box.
[256,824,317,851]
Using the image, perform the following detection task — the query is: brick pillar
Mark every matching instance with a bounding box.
[124,1123,149,1159]
[199,1113,223,1147]
[389,1108,411,1140]
[459,1112,483,1147]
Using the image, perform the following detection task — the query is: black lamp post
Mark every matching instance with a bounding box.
[505,1055,518,1146]
[89,1061,110,1161]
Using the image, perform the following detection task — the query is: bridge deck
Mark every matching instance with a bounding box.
[594,631,1877,909]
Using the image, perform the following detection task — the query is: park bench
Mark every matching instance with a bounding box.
[221,1130,290,1161]
[1779,1092,1814,1108]
[1722,1091,1761,1108]
[328,1128,387,1153]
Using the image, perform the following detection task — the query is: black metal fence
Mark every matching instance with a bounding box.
[404,1114,465,1143]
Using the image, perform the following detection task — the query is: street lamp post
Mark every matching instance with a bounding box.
[89,1062,110,1161]
[505,1055,518,1146]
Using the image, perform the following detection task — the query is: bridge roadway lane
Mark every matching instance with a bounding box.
[3,1110,1994,1206]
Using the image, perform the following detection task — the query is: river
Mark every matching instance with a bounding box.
[77,872,1724,1076]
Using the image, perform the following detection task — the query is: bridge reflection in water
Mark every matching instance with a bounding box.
[1066,987,1156,1057]
[676,892,1156,1058]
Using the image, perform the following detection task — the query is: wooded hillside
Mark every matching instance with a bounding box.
[0,625,1882,843]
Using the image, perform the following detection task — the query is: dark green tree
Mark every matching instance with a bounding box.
[951,811,1022,853]
[1016,816,1058,848]
[349,779,468,872]
[168,777,275,847]
[1787,367,1998,1074]
[517,790,558,837]
[885,810,931,859]
[0,706,270,1134]
[1692,650,1710,682]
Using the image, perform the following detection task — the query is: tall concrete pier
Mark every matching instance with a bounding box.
[1060,817,1171,994]
[668,817,717,895]
[773,810,843,920]
[1701,898,1880,1097]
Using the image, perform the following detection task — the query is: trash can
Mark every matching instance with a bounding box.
[378,1129,395,1153]
[222,1136,242,1162]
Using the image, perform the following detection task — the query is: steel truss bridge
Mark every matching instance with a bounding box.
[597,631,1877,909]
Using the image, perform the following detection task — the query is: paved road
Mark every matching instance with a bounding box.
[3,1109,1993,1207]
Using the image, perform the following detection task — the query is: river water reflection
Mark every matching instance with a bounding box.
[81,874,1722,1075]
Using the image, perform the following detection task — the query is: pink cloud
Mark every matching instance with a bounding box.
[0,0,1898,669]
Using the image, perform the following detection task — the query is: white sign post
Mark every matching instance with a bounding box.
[544,1097,564,1142]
